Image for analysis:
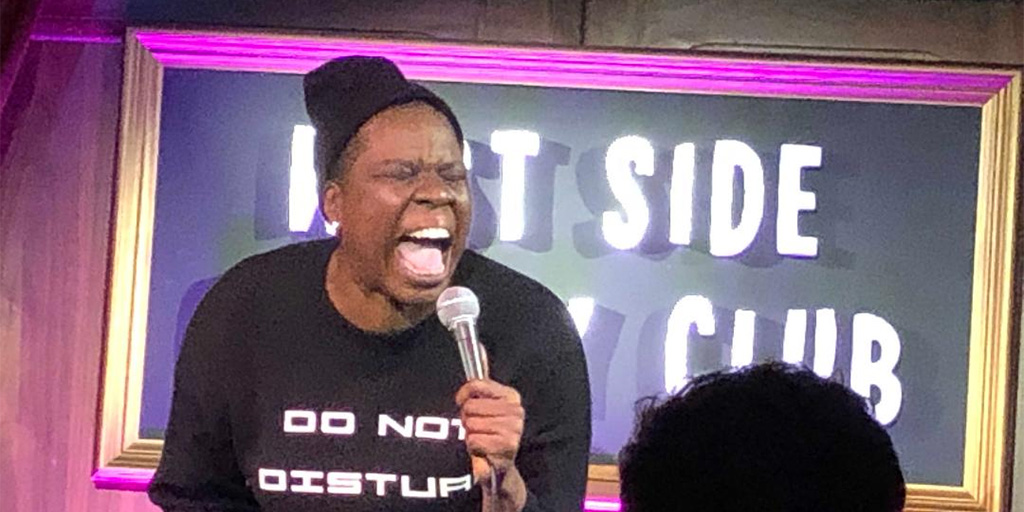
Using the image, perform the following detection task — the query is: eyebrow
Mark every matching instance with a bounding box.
[378,159,464,170]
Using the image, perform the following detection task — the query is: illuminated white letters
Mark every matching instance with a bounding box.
[439,475,473,497]
[709,140,765,257]
[377,414,462,440]
[490,130,540,242]
[288,125,337,234]
[777,144,822,257]
[401,475,437,499]
[320,411,356,435]
[289,125,318,233]
[781,308,838,376]
[664,295,715,392]
[286,131,831,259]
[259,470,472,499]
[669,143,696,246]
[603,136,654,250]
[283,410,317,433]
[378,414,414,438]
[291,470,326,494]
[414,416,449,440]
[259,468,288,492]
[326,472,363,495]
[567,297,596,337]
[365,473,398,496]
[283,410,355,435]
[782,309,809,364]
[731,309,756,367]
[812,309,837,378]
[850,313,903,425]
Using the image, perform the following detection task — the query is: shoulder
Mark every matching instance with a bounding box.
[181,239,334,354]
[454,251,580,361]
[219,239,333,286]
[456,253,590,405]
[228,238,333,279]
[455,251,568,315]
[202,238,334,307]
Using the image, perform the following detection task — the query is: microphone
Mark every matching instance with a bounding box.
[437,286,488,381]
[437,287,502,494]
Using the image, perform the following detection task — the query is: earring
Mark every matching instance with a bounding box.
[325,220,340,236]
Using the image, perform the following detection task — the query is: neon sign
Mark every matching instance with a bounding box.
[288,125,903,425]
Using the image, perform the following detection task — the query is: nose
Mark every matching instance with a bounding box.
[412,170,457,208]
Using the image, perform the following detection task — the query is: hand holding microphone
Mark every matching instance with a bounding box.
[438,288,526,508]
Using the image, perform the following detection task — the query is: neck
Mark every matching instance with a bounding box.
[325,248,433,333]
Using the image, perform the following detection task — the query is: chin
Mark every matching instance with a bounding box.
[387,279,450,307]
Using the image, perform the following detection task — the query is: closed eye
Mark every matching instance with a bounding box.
[377,162,419,181]
[438,164,468,183]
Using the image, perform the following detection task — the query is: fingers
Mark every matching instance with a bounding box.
[470,455,490,483]
[465,432,520,461]
[461,397,524,418]
[460,398,523,438]
[461,413,524,436]
[455,379,525,473]
[455,379,521,407]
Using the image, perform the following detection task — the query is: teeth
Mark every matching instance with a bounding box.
[407,227,450,240]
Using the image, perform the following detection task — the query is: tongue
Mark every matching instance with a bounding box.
[397,241,445,276]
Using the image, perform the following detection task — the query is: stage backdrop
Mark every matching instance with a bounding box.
[138,66,981,486]
[78,25,1021,512]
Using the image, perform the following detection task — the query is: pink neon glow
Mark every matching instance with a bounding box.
[91,467,154,492]
[585,498,624,511]
[131,30,1014,106]
[90,29,1013,505]
[94,467,623,510]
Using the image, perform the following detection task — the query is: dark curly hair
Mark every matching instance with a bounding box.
[618,362,905,512]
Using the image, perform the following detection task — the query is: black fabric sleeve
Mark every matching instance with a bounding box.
[148,269,259,512]
[514,299,592,512]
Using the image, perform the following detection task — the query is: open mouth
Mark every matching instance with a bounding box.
[395,227,454,284]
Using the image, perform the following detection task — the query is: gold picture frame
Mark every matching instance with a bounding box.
[96,27,1021,511]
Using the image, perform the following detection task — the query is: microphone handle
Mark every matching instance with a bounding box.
[452,319,488,380]
[450,319,499,496]
[448,319,499,495]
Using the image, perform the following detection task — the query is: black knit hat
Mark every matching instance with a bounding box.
[303,56,464,189]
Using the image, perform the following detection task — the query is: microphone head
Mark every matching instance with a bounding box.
[436,286,480,328]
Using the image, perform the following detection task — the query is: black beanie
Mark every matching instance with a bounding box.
[303,56,464,188]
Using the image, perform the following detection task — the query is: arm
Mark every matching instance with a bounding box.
[458,300,592,512]
[513,303,592,512]
[148,272,258,511]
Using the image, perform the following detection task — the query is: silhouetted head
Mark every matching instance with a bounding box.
[619,362,905,512]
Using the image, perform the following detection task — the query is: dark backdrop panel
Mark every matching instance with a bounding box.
[141,68,980,486]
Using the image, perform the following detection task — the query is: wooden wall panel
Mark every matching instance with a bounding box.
[0,41,157,512]
[586,0,1024,65]
[1,2,1022,511]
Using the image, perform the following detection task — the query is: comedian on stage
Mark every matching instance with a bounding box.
[147,56,592,512]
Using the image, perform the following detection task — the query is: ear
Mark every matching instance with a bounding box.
[321,181,344,227]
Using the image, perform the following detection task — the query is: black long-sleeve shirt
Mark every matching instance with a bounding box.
[148,239,592,511]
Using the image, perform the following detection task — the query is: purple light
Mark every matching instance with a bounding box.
[132,29,1014,106]
[585,497,624,511]
[89,29,1014,506]
[91,467,154,492]
[30,17,123,44]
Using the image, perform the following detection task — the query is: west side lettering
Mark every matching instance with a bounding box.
[257,468,472,499]
[282,411,466,440]
[290,127,822,258]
